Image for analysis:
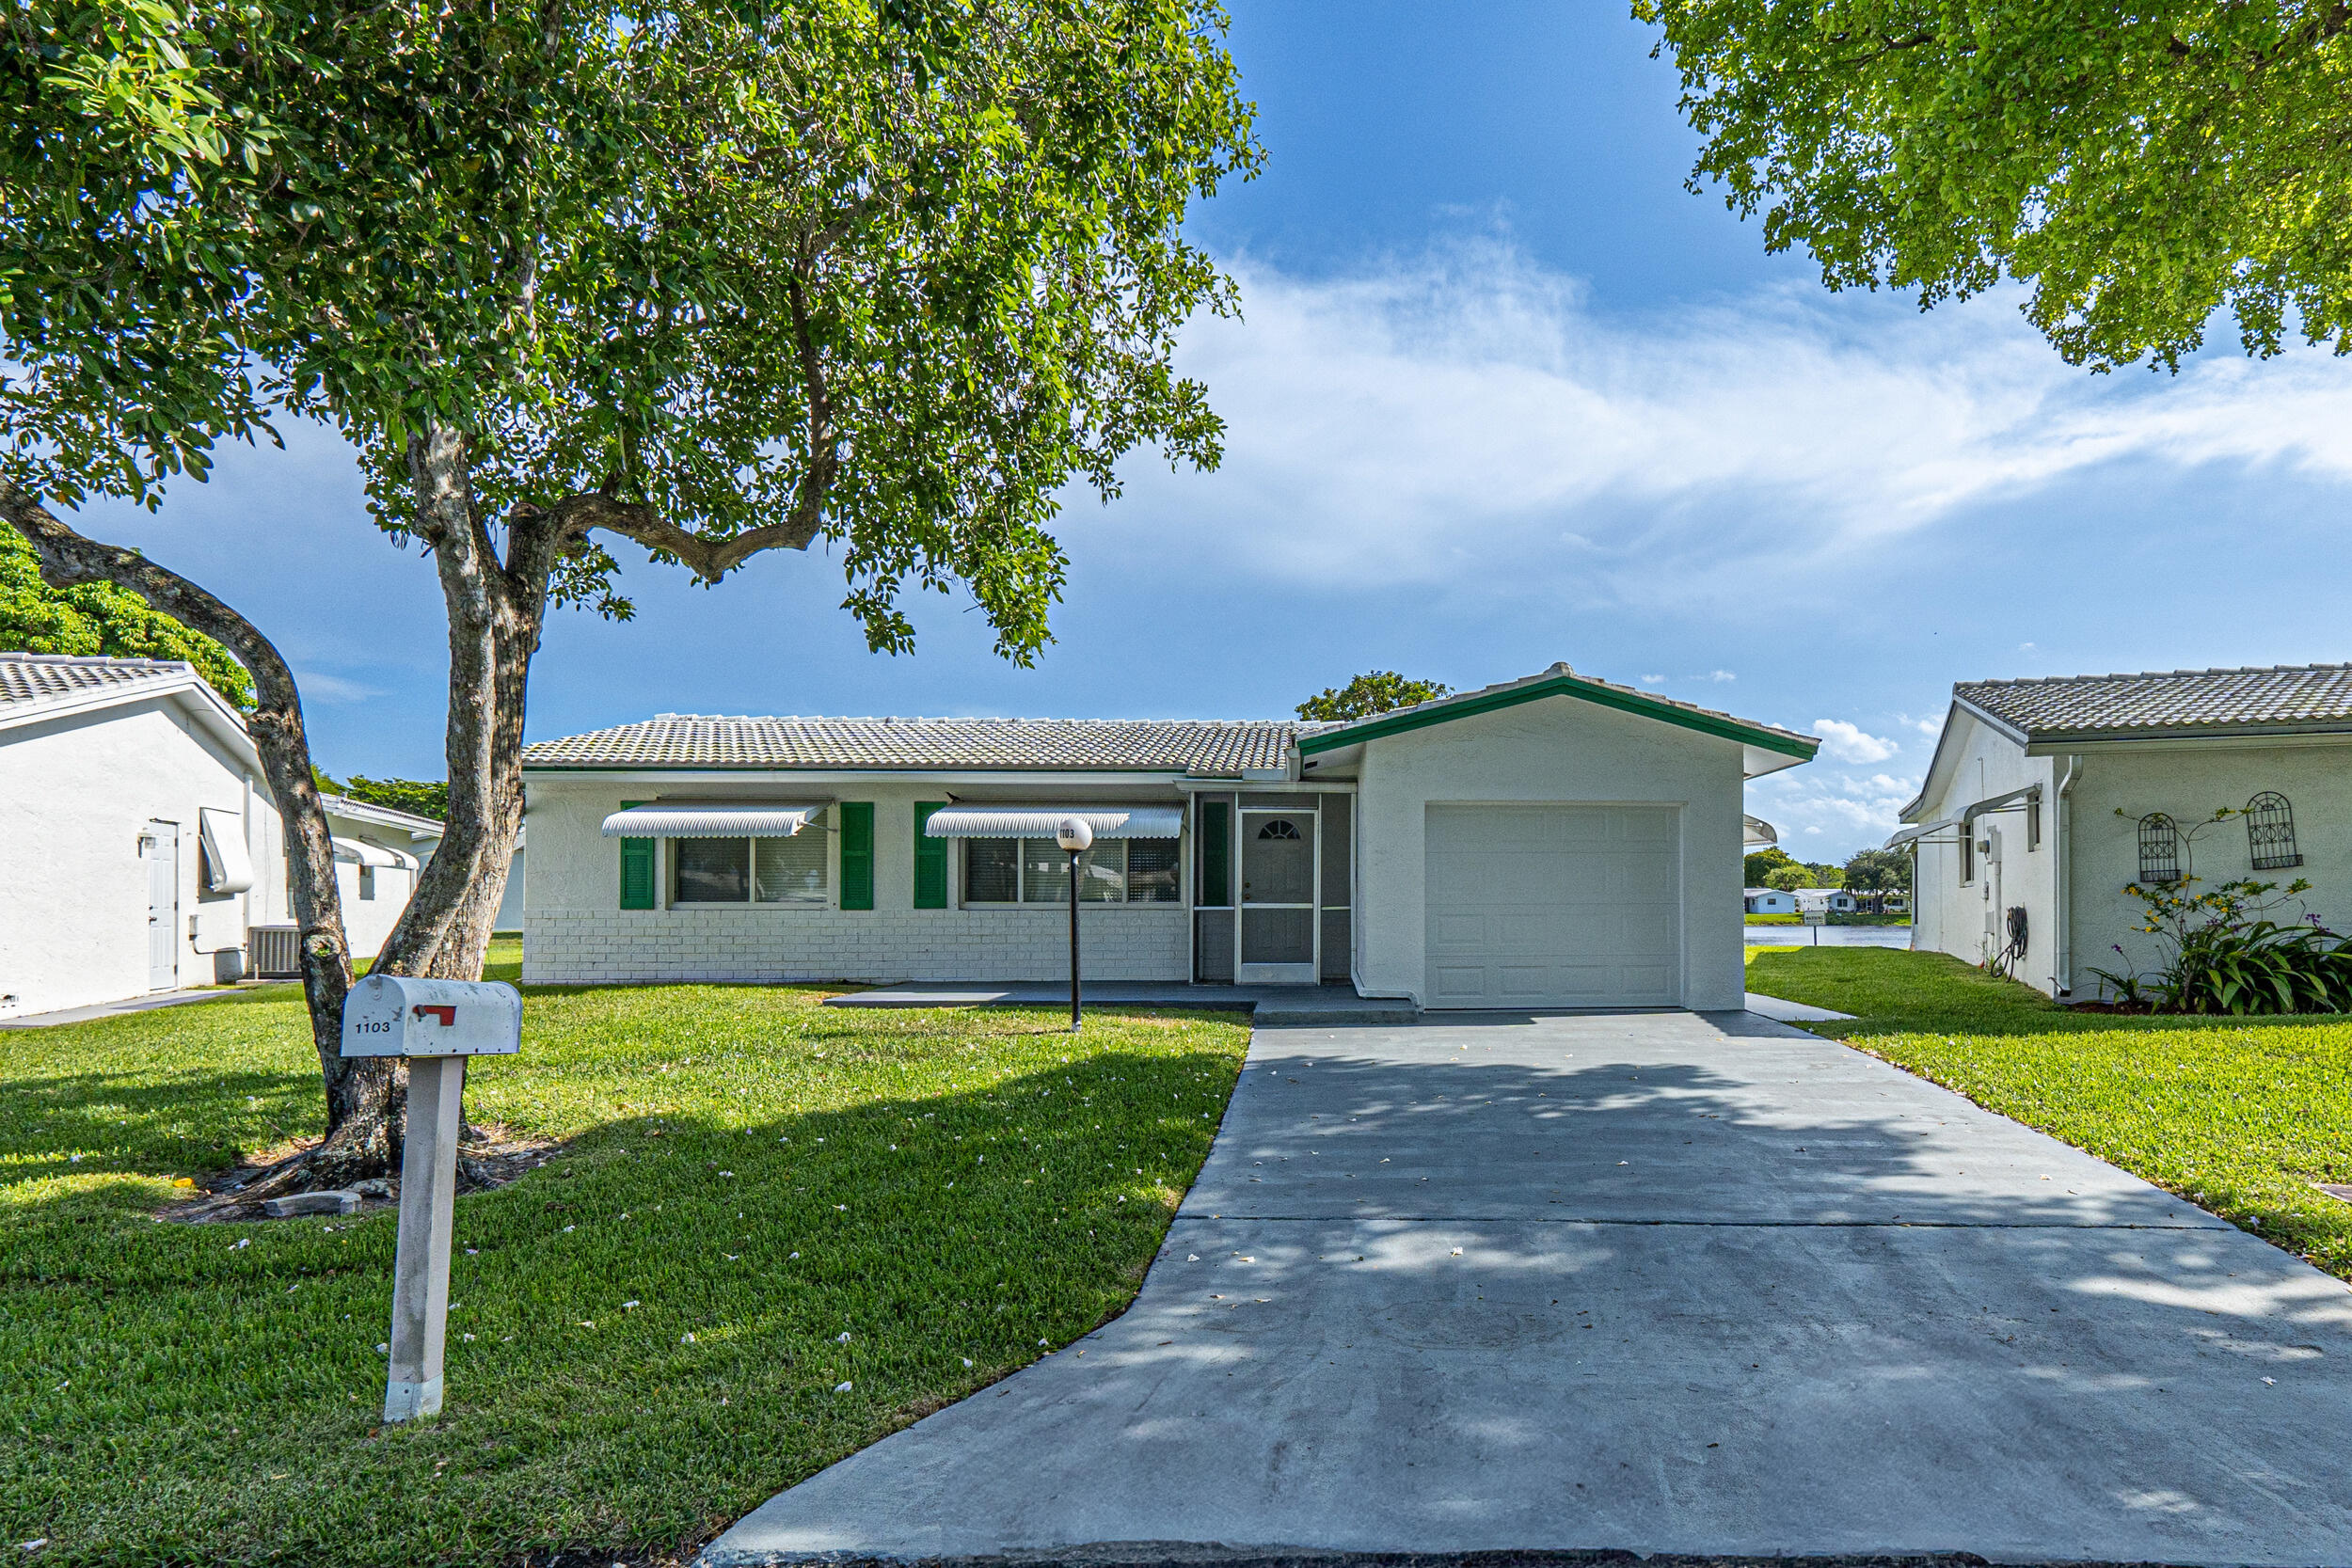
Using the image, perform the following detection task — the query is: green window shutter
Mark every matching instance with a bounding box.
[618,800,656,911]
[838,801,874,910]
[1200,801,1230,906]
[914,802,948,909]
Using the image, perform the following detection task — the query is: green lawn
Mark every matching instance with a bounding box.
[1745,944,2352,1280]
[3,950,1252,1568]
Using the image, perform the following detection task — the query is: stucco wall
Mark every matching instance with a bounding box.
[0,698,278,1016]
[521,778,1190,983]
[1350,696,1751,1010]
[2067,743,2352,996]
[1907,713,2064,991]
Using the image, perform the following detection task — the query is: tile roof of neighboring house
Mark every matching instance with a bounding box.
[522,714,1302,773]
[1955,664,2352,741]
[0,650,196,706]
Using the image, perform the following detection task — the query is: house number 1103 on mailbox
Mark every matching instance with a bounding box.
[340,974,522,1058]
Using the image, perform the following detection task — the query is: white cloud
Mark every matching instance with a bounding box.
[1809,719,1899,765]
[1706,670,1736,682]
[1089,241,2352,605]
[1750,766,1923,859]
[1639,673,1666,686]
[295,670,388,705]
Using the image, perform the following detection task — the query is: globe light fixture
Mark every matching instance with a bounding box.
[1056,817,1093,1031]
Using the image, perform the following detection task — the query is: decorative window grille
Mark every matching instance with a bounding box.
[2245,792,2302,870]
[1257,818,1302,840]
[2137,814,2182,885]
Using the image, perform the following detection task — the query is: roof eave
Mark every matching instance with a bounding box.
[2017,721,2352,752]
[1295,671,1818,765]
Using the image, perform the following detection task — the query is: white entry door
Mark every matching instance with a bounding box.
[143,822,180,990]
[1237,807,1318,984]
[1424,803,1680,1009]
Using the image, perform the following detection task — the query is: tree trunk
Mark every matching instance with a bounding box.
[0,482,396,1178]
[372,421,547,985]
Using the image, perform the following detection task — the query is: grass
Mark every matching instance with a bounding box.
[3,943,1253,1568]
[1745,944,2352,1281]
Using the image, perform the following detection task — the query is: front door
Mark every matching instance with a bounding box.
[1237,807,1317,984]
[143,822,179,990]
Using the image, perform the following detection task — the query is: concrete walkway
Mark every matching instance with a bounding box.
[0,984,272,1029]
[825,981,1417,1026]
[707,1011,2352,1566]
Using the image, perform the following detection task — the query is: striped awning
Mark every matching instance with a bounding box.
[924,806,1184,840]
[332,836,416,870]
[600,804,824,838]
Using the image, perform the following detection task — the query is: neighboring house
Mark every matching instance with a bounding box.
[0,653,288,1016]
[316,794,443,959]
[520,662,1819,1010]
[1791,888,1857,913]
[1896,663,2352,998]
[1744,888,1798,915]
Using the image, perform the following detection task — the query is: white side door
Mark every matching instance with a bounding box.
[143,822,180,990]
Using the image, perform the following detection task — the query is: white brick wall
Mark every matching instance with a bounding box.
[523,904,1189,985]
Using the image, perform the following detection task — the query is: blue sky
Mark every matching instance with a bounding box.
[69,3,2352,860]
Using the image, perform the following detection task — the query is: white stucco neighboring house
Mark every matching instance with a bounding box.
[1743,888,1798,915]
[315,794,444,960]
[0,652,289,1016]
[519,662,1818,1010]
[1896,664,2352,998]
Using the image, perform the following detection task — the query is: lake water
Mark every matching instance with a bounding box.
[1745,924,1914,949]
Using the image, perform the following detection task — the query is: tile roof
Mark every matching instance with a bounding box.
[523,714,1300,773]
[0,651,195,706]
[1956,664,2352,740]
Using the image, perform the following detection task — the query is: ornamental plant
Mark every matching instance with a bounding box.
[2089,807,2352,1015]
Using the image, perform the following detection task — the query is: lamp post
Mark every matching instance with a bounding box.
[1057,816,1093,1032]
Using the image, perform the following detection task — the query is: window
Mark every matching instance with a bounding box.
[2246,792,2302,870]
[358,865,377,901]
[960,837,1180,904]
[2137,813,2182,885]
[1960,829,1974,884]
[674,829,828,904]
[1257,818,1301,840]
[2026,800,2042,851]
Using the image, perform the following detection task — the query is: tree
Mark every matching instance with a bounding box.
[343,778,450,823]
[3,0,1257,1182]
[1744,847,1797,885]
[1764,865,1813,892]
[1844,847,1912,894]
[0,527,252,709]
[1806,863,1845,890]
[1634,1,2352,371]
[1297,672,1453,722]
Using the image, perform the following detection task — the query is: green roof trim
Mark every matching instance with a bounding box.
[1295,672,1819,759]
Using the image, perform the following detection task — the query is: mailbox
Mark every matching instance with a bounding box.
[341,974,522,1058]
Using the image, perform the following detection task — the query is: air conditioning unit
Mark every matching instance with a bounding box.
[246,924,302,979]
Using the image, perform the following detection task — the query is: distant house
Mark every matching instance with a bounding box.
[1744,888,1798,914]
[0,653,286,1016]
[315,794,443,960]
[1896,663,2352,997]
[1792,888,1857,913]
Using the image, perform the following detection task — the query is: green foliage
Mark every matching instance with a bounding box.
[0,526,251,708]
[0,961,1251,1565]
[1763,865,1812,892]
[1295,672,1453,722]
[1636,1,2352,371]
[1842,847,1911,893]
[2,0,1261,658]
[340,777,448,822]
[1744,847,1797,884]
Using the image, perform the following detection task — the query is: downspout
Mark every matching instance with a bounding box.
[2051,753,2080,996]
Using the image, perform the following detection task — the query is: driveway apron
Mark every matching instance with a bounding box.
[706,1011,2352,1566]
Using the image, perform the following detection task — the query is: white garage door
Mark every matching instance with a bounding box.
[1424,803,1680,1008]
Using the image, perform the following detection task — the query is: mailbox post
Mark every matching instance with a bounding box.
[341,974,521,1423]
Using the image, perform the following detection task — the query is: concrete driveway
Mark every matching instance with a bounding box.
[706,1011,2352,1566]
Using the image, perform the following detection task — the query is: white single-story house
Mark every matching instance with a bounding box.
[1744,888,1798,915]
[0,652,288,1015]
[519,662,1818,1010]
[1793,887,1858,913]
[314,793,444,961]
[1896,663,2352,997]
